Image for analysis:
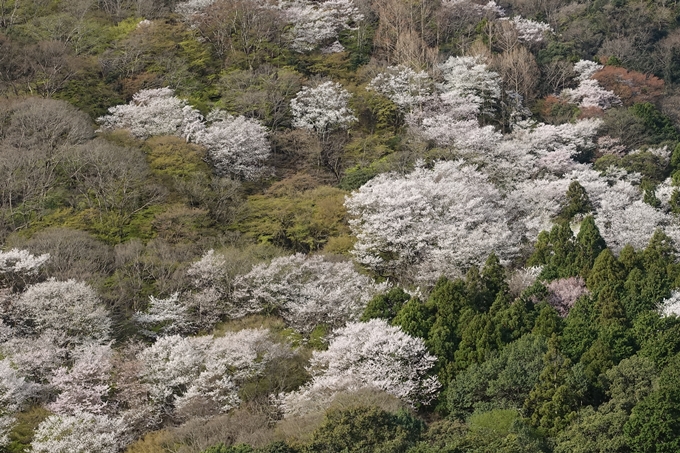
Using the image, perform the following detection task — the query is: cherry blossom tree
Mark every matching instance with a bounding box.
[561,60,621,110]
[367,66,432,109]
[175,0,216,16]
[10,279,111,345]
[404,56,503,149]
[196,110,271,180]
[562,79,622,110]
[138,329,291,416]
[0,358,39,448]
[345,160,518,283]
[0,332,69,382]
[30,411,129,453]
[508,266,543,297]
[0,249,49,277]
[280,0,363,52]
[546,277,589,317]
[509,16,552,43]
[48,343,114,415]
[231,253,388,333]
[134,293,193,338]
[137,335,209,413]
[176,328,291,413]
[280,319,440,416]
[0,249,49,289]
[97,88,204,141]
[290,82,356,138]
[660,290,680,317]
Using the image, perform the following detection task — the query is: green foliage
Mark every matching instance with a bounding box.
[624,354,680,453]
[235,184,351,252]
[361,287,411,321]
[629,103,679,144]
[447,334,548,420]
[6,406,51,453]
[306,406,424,453]
[202,444,254,453]
[558,181,593,222]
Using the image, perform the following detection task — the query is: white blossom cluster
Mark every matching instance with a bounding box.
[280,319,440,415]
[279,0,363,52]
[441,0,505,17]
[97,87,204,140]
[134,293,193,338]
[346,160,518,282]
[0,249,49,276]
[138,329,289,413]
[509,16,552,43]
[660,290,680,317]
[403,56,503,148]
[98,88,271,180]
[561,60,621,110]
[196,110,272,180]
[367,65,432,109]
[291,81,357,135]
[232,253,388,332]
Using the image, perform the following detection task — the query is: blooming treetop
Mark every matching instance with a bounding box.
[232,253,388,333]
[509,16,552,43]
[561,60,621,110]
[30,411,129,453]
[404,56,503,149]
[280,0,363,52]
[196,110,271,180]
[97,88,204,141]
[138,329,291,415]
[0,249,49,276]
[660,290,680,317]
[345,160,518,283]
[11,279,111,345]
[134,293,192,338]
[291,81,357,135]
[0,358,39,447]
[48,343,114,415]
[367,66,433,109]
[280,319,440,416]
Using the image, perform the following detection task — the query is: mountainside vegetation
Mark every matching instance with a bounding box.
[3,0,680,451]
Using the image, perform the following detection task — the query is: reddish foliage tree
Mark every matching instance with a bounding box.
[592,66,664,106]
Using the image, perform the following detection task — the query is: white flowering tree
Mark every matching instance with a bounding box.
[405,56,503,149]
[134,293,193,338]
[367,65,432,109]
[0,358,39,448]
[510,16,552,43]
[176,328,289,412]
[660,290,680,317]
[10,279,111,345]
[291,81,356,139]
[280,319,440,416]
[30,411,129,453]
[561,60,621,110]
[138,329,290,416]
[232,253,387,333]
[345,160,518,283]
[48,344,114,415]
[0,249,49,289]
[175,0,216,16]
[196,110,271,180]
[97,88,204,141]
[546,277,589,317]
[280,0,363,52]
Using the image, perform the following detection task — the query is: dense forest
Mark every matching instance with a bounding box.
[3,0,680,451]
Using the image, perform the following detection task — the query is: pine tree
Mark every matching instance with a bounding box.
[574,215,606,279]
[559,180,593,221]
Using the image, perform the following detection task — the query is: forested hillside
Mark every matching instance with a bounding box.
[3,0,680,451]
